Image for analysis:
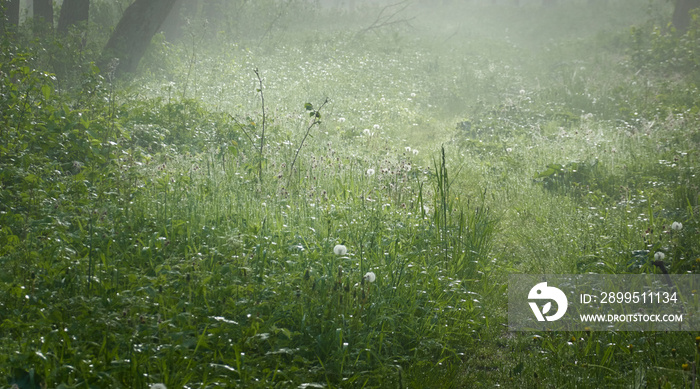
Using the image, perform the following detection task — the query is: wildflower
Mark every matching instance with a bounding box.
[412,149,419,155]
[506,148,513,153]
[367,168,375,176]
[150,384,167,389]
[519,89,526,95]
[682,363,690,371]
[364,272,376,283]
[363,129,371,135]
[373,124,380,130]
[410,92,416,97]
[672,222,683,231]
[405,164,412,172]
[654,252,665,261]
[338,117,346,123]
[333,244,347,256]
[695,336,700,345]
[405,146,411,152]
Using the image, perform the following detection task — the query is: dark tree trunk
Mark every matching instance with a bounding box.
[100,0,179,76]
[673,0,700,34]
[57,0,89,33]
[33,0,53,29]
[1,0,20,33]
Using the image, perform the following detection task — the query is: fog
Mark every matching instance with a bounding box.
[1,0,698,387]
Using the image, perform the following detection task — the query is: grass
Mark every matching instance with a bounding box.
[1,0,699,387]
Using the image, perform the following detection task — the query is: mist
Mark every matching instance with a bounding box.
[1,0,698,387]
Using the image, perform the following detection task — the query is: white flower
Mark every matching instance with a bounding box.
[422,205,430,214]
[519,89,526,95]
[410,92,416,97]
[150,384,167,389]
[364,272,376,283]
[366,168,375,176]
[363,129,371,135]
[405,164,412,172]
[373,124,380,130]
[338,117,346,123]
[405,146,411,152]
[671,222,683,231]
[654,252,665,261]
[412,149,419,155]
[333,244,347,256]
[506,148,512,153]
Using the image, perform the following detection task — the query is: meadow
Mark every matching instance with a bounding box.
[1,0,699,387]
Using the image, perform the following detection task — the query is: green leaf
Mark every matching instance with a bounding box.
[304,103,313,111]
[41,84,51,101]
[8,368,44,389]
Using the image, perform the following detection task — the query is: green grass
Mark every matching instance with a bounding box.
[1,0,700,387]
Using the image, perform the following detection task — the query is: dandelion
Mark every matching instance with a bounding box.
[366,168,375,176]
[363,129,371,136]
[519,89,526,95]
[405,146,411,152]
[683,363,690,371]
[150,384,167,389]
[410,92,416,97]
[333,244,347,256]
[671,221,683,231]
[364,272,376,283]
[654,252,665,261]
[412,149,419,155]
[338,117,346,123]
[373,124,380,130]
[506,148,513,153]
[405,164,412,172]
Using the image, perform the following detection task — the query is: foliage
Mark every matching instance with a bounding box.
[1,0,699,387]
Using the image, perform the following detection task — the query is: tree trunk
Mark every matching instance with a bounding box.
[673,0,700,34]
[1,0,20,33]
[33,0,53,29]
[100,0,179,76]
[57,0,89,33]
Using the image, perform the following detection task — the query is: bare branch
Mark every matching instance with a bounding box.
[355,0,414,38]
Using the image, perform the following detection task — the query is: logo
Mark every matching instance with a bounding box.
[528,282,568,322]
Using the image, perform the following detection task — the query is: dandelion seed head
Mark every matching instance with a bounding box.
[367,168,375,176]
[671,222,683,231]
[364,272,376,283]
[654,252,665,261]
[333,244,347,256]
